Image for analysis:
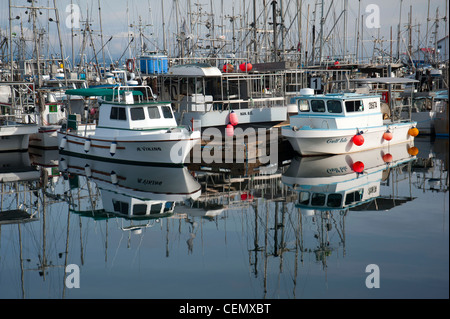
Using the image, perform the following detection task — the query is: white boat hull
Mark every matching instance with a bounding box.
[57,129,201,166]
[0,124,38,152]
[29,125,61,149]
[282,121,417,156]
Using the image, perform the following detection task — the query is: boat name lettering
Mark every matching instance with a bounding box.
[327,166,348,174]
[137,146,162,151]
[326,137,348,144]
[368,186,377,194]
[368,102,377,109]
[138,178,162,186]
[240,111,253,116]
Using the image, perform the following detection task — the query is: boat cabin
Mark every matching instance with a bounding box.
[107,196,175,219]
[289,90,384,130]
[97,100,177,131]
[296,179,380,211]
[66,86,178,131]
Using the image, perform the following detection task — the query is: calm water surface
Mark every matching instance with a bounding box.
[0,137,448,299]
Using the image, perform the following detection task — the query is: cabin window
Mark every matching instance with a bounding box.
[49,104,58,113]
[345,100,364,112]
[327,194,343,207]
[299,192,310,205]
[110,107,126,120]
[161,106,174,118]
[150,203,163,215]
[311,100,326,112]
[298,100,310,112]
[327,100,342,113]
[311,193,326,206]
[148,106,161,119]
[130,107,146,121]
[133,204,147,216]
[345,189,363,205]
[113,200,129,215]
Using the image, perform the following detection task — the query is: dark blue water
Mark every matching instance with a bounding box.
[0,137,448,300]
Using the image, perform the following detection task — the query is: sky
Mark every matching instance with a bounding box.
[0,0,448,65]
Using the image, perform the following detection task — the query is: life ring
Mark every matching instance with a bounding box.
[126,59,135,73]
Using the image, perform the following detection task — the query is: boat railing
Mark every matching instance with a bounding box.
[0,113,39,126]
[110,85,156,103]
[174,95,285,113]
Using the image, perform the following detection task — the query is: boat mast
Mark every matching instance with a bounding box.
[71,0,75,69]
[161,0,167,54]
[98,0,106,76]
[396,0,403,61]
[319,0,324,64]
[271,0,278,62]
[355,0,361,63]
[8,0,14,81]
[253,0,258,62]
[297,0,302,67]
[343,0,348,61]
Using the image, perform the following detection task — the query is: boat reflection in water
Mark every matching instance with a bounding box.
[58,155,201,232]
[282,142,419,212]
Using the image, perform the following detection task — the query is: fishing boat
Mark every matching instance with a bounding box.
[57,85,201,166]
[156,63,287,128]
[59,155,202,220]
[0,83,39,152]
[282,88,419,156]
[282,142,418,211]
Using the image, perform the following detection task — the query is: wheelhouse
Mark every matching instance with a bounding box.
[290,93,382,117]
[296,185,378,211]
[98,102,177,130]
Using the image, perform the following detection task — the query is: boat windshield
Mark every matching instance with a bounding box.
[311,100,326,112]
[298,191,343,208]
[345,100,364,112]
[298,100,310,112]
[327,100,343,113]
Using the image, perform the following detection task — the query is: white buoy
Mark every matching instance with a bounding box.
[84,139,91,152]
[110,171,118,185]
[59,158,67,171]
[110,141,117,156]
[84,164,92,178]
[59,136,67,150]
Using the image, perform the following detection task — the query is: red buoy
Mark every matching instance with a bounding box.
[383,130,393,141]
[222,63,234,73]
[352,161,365,173]
[353,133,364,146]
[229,111,238,126]
[239,62,252,72]
[226,124,234,137]
[382,153,393,163]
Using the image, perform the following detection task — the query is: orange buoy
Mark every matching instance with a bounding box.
[226,124,234,137]
[383,130,393,141]
[353,133,364,146]
[352,161,365,173]
[229,111,238,126]
[382,153,393,163]
[408,127,419,137]
[407,146,419,156]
